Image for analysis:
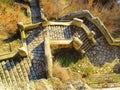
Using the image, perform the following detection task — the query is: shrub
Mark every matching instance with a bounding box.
[53,61,70,82]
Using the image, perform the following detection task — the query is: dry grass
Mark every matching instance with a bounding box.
[53,61,70,82]
[53,56,120,88]
[41,0,120,33]
[53,61,83,83]
[0,3,31,40]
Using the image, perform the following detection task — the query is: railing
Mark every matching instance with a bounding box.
[0,51,18,61]
[19,18,96,46]
[0,42,19,61]
[60,10,120,46]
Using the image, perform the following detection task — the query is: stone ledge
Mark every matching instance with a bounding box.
[0,51,18,61]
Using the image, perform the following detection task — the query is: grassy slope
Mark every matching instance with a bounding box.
[53,56,120,88]
[0,1,31,41]
[0,1,31,54]
[41,0,120,35]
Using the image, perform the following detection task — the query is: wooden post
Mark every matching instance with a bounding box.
[44,31,53,78]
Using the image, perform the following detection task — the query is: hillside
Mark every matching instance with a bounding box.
[0,0,120,90]
[0,0,31,44]
[41,0,120,37]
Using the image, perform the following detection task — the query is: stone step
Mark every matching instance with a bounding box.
[30,0,39,7]
[6,60,16,84]
[16,60,26,82]
[81,40,90,48]
[1,61,12,86]
[84,19,102,39]
[31,7,41,18]
[10,59,21,83]
[84,43,92,51]
[82,37,89,43]
[0,58,35,87]
[80,33,87,41]
[0,74,4,89]
[0,63,8,86]
[19,60,29,82]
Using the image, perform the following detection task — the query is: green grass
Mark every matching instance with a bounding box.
[85,74,120,88]
[58,57,77,67]
[68,57,120,88]
[70,57,95,76]
[53,48,81,67]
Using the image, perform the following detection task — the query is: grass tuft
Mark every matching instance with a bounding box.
[53,61,70,82]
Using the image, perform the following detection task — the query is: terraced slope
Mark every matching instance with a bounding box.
[30,0,42,23]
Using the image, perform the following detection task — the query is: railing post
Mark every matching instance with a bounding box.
[72,36,85,54]
[17,22,28,57]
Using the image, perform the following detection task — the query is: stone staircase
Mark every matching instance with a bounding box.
[0,1,120,90]
[0,0,46,89]
[0,58,30,89]
[30,0,41,23]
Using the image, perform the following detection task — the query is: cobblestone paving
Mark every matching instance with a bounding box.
[87,37,120,66]
[1,22,118,89]
[48,25,72,40]
[82,18,103,39]
[30,0,41,23]
[26,28,47,80]
[82,18,120,66]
